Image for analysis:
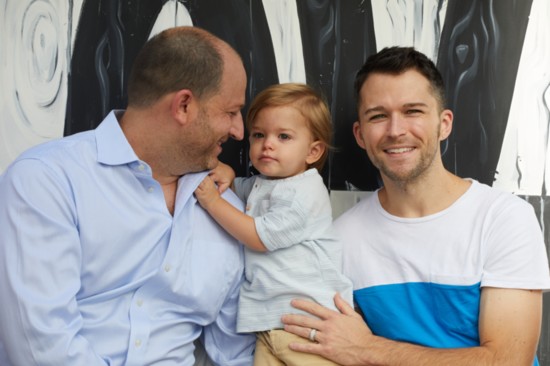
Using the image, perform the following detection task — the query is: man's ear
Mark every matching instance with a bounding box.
[171,89,195,126]
[306,141,325,165]
[439,109,453,141]
[352,121,367,150]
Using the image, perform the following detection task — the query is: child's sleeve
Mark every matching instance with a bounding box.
[254,184,311,251]
[232,176,255,202]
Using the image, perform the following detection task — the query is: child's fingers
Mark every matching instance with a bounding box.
[217,181,230,193]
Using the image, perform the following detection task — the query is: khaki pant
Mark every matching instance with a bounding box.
[254,329,340,366]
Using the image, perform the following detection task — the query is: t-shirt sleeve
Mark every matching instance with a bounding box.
[482,195,550,290]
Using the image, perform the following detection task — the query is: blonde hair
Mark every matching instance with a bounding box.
[246,83,332,171]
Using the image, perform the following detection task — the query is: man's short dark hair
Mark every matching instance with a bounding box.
[127,27,223,107]
[354,47,447,110]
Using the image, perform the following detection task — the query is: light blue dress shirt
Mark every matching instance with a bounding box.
[0,111,254,366]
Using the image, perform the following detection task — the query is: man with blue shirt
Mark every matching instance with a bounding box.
[0,26,254,365]
[282,47,550,365]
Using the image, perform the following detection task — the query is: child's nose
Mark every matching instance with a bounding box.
[263,136,274,149]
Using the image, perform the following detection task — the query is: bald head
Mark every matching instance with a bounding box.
[127,26,242,108]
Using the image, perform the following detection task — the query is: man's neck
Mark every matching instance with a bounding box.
[378,170,471,218]
[119,107,182,215]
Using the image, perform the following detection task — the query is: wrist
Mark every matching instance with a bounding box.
[205,195,224,212]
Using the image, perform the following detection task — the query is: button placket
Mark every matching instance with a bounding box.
[126,289,151,365]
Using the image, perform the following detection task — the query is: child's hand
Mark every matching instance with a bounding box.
[209,161,235,193]
[194,176,221,210]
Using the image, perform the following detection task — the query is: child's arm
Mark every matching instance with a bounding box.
[195,176,267,252]
[209,161,235,193]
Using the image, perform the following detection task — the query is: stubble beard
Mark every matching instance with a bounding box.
[374,130,441,187]
[182,108,220,173]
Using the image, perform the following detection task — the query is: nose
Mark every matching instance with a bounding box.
[262,135,274,150]
[229,112,245,141]
[387,114,406,138]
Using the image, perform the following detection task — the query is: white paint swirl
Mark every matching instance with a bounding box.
[371,0,447,62]
[0,0,71,171]
[494,0,550,196]
[262,0,306,83]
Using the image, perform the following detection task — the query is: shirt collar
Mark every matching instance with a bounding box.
[95,110,212,206]
[95,110,139,166]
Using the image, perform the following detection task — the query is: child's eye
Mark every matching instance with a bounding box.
[279,133,290,140]
[251,132,264,139]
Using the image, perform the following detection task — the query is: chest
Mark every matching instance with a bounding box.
[342,214,488,290]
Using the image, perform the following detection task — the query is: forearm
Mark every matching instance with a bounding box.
[358,336,500,366]
[284,291,539,366]
[361,290,540,366]
[205,197,267,252]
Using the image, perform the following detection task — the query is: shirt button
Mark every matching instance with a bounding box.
[136,299,143,307]
[138,164,145,171]
[147,187,154,193]
[164,264,172,272]
[135,339,142,347]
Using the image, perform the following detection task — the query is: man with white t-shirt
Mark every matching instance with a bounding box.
[282,46,550,366]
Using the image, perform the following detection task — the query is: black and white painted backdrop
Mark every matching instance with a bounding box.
[1,0,549,363]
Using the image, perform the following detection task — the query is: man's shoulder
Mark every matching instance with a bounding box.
[7,131,96,173]
[334,191,377,226]
[467,179,531,210]
[11,111,119,170]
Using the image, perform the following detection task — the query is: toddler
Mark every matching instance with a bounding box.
[195,83,353,366]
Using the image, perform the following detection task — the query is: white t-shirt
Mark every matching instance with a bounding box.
[336,179,550,352]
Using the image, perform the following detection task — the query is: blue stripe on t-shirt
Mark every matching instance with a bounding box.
[355,282,480,347]
[354,282,539,366]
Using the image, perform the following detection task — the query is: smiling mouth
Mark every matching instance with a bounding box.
[216,137,227,148]
[213,142,223,155]
[385,147,415,154]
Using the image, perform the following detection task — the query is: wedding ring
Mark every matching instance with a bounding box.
[308,328,317,342]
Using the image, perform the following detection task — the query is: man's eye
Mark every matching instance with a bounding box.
[406,109,422,115]
[369,114,386,121]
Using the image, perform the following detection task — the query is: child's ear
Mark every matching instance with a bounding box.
[306,141,325,165]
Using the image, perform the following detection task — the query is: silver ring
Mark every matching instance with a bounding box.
[308,328,317,342]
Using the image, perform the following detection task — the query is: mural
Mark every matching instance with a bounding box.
[493,0,550,196]
[0,0,72,171]
[1,0,549,363]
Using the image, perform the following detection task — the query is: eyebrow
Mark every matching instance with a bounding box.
[403,102,428,108]
[363,106,385,115]
[364,102,429,115]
